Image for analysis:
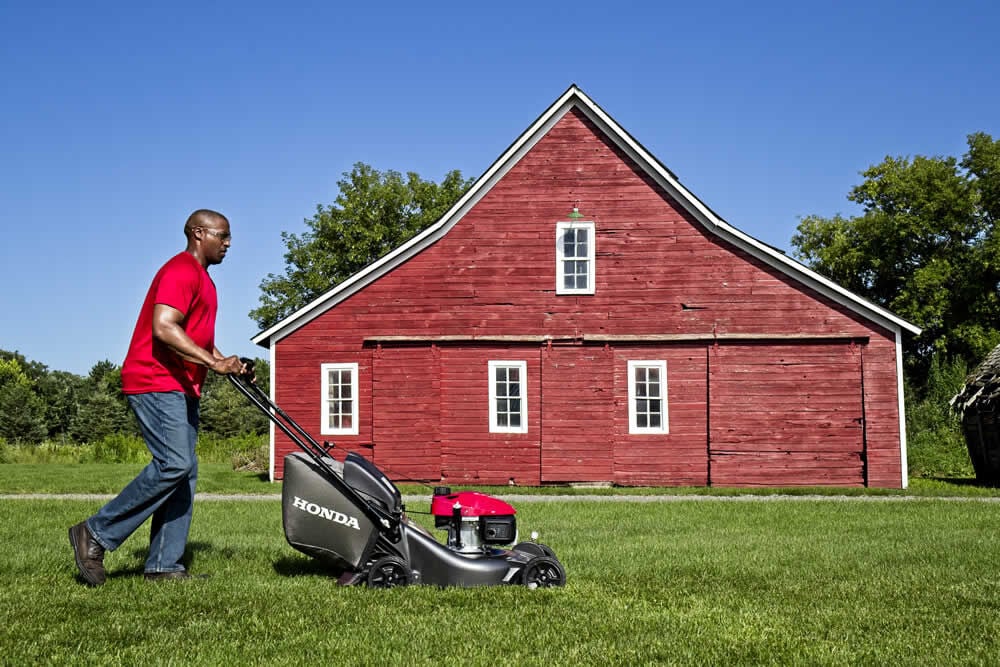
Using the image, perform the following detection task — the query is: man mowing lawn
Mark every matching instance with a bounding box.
[68,209,247,585]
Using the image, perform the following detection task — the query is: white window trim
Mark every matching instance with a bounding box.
[556,220,596,295]
[320,362,359,436]
[628,360,669,434]
[488,360,528,434]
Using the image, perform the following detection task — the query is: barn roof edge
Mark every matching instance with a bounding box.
[251,84,921,349]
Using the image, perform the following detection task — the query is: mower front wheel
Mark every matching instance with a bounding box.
[520,555,566,589]
[366,556,412,589]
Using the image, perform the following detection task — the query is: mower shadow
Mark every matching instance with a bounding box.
[272,555,340,578]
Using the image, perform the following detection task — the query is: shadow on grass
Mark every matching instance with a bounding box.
[928,476,996,487]
[112,540,222,578]
[272,556,340,578]
[114,542,341,582]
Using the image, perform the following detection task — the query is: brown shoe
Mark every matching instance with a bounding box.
[144,570,209,582]
[68,521,106,586]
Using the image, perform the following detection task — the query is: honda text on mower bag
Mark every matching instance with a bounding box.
[229,363,566,589]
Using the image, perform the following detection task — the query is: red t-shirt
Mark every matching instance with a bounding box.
[121,252,218,398]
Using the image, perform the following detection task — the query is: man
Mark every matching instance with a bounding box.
[69,209,246,585]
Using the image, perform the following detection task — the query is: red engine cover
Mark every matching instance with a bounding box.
[431,491,516,518]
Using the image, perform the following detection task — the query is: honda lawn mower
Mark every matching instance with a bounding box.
[229,365,566,589]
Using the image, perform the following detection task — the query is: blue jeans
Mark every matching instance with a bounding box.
[87,391,199,574]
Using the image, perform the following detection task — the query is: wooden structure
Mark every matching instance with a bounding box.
[252,85,920,488]
[951,345,1000,484]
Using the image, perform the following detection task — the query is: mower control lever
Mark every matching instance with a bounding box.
[238,357,257,382]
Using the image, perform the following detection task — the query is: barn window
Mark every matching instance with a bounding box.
[628,360,669,434]
[321,362,359,435]
[556,220,595,295]
[489,360,528,433]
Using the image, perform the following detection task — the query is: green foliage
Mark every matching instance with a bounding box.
[0,357,31,390]
[0,348,270,451]
[0,358,48,443]
[36,370,87,440]
[200,358,271,436]
[67,360,136,442]
[905,354,974,479]
[88,433,150,464]
[792,133,1000,381]
[196,432,269,470]
[0,432,269,467]
[251,163,473,330]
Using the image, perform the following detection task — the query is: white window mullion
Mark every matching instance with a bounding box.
[489,360,528,434]
[321,362,359,435]
[628,360,668,434]
[556,220,595,295]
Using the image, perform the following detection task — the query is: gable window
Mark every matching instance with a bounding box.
[628,360,668,434]
[321,363,359,435]
[556,220,595,295]
[489,360,528,433]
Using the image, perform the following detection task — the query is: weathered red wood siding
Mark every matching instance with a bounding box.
[541,346,614,483]
[271,345,374,481]
[372,346,441,480]
[439,346,542,485]
[861,333,904,487]
[612,345,709,486]
[709,342,865,486]
[271,107,904,487]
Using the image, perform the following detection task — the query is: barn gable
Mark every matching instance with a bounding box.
[253,85,917,346]
[253,85,920,488]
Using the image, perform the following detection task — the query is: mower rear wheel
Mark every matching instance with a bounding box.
[366,556,412,589]
[520,555,566,589]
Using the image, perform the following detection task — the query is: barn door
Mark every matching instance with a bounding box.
[709,343,865,486]
[372,347,441,481]
[540,346,614,483]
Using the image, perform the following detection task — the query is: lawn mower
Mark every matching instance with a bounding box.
[228,365,566,589]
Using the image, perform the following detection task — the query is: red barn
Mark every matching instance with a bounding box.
[252,85,920,488]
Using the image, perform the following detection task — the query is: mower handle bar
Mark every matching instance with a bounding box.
[226,360,402,535]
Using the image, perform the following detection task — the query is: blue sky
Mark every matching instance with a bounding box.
[2,1,998,376]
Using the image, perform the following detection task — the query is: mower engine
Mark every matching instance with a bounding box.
[431,487,517,553]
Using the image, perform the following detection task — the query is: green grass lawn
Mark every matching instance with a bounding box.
[0,463,275,495]
[2,483,999,665]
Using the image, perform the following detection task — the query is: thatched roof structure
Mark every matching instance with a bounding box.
[951,344,1000,415]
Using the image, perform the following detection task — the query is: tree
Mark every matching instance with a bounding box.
[67,360,135,443]
[199,357,271,437]
[251,163,473,330]
[0,357,48,443]
[36,370,88,441]
[792,133,1000,381]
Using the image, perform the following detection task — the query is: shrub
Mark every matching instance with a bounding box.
[905,355,974,479]
[197,432,268,466]
[87,433,148,464]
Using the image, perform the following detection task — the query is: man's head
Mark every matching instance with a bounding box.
[184,209,231,267]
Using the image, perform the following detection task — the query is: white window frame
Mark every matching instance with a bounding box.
[489,360,528,434]
[628,360,669,434]
[556,220,596,295]
[320,362,359,435]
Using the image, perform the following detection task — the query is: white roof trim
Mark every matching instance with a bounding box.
[253,85,920,348]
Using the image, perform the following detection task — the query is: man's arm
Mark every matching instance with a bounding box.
[152,304,244,375]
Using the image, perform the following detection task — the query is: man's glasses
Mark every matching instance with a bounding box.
[200,228,232,242]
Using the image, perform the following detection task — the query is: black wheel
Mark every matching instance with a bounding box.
[513,542,556,558]
[365,556,412,589]
[520,555,566,589]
